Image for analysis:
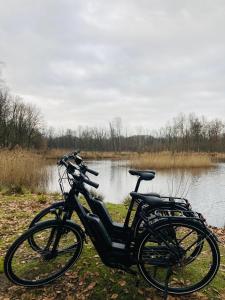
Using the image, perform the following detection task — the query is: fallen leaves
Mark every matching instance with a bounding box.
[86,282,97,291]
[118,279,126,287]
[1,193,225,300]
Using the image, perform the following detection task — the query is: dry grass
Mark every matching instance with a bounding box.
[44,149,224,169]
[44,149,132,160]
[210,152,225,162]
[130,152,214,170]
[0,149,50,193]
[1,149,222,194]
[82,151,132,160]
[42,148,72,160]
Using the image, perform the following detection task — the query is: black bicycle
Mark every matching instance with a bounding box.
[4,153,220,299]
[29,152,194,239]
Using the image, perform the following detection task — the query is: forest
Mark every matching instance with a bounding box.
[1,88,225,153]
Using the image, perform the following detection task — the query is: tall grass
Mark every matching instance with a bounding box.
[43,148,72,160]
[82,151,132,160]
[130,152,214,170]
[0,149,49,193]
[44,149,218,169]
[45,149,132,160]
[211,152,225,163]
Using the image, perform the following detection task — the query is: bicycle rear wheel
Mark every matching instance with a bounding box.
[4,220,83,287]
[136,218,220,296]
[134,206,204,262]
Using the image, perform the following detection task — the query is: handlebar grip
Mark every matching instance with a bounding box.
[83,177,99,189]
[86,167,99,176]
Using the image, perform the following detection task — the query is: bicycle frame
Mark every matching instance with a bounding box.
[58,167,192,244]
[62,183,133,268]
[60,178,201,271]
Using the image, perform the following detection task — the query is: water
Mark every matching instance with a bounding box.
[46,160,225,228]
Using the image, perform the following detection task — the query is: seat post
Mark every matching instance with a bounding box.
[134,177,141,192]
[124,177,142,228]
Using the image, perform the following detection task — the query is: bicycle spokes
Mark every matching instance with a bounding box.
[10,224,81,283]
[139,223,216,292]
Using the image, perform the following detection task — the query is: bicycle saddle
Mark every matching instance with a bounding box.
[129,170,155,180]
[130,192,164,206]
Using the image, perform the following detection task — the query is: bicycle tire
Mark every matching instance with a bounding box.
[136,218,220,295]
[4,220,84,287]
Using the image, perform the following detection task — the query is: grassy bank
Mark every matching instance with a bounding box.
[0,193,225,300]
[44,149,132,160]
[45,149,224,169]
[0,149,224,195]
[130,152,214,169]
[0,149,50,193]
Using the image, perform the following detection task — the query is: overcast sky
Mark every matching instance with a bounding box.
[0,0,225,132]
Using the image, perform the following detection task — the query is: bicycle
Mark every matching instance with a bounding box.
[28,152,204,266]
[4,153,220,299]
[29,152,195,241]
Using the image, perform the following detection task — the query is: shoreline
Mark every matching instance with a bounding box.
[1,149,225,194]
[44,149,225,168]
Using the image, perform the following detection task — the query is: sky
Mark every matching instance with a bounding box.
[0,0,225,133]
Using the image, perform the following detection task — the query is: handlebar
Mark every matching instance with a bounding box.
[58,152,99,189]
[83,166,99,176]
[81,174,99,189]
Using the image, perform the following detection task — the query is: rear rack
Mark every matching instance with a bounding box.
[135,196,191,209]
[160,196,191,208]
[140,208,207,227]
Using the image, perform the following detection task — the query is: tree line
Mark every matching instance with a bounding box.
[1,87,225,152]
[0,89,44,149]
[47,114,225,153]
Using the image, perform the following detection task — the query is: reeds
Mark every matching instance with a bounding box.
[210,152,225,163]
[0,149,49,193]
[44,149,132,160]
[42,148,71,160]
[44,149,218,169]
[82,151,132,160]
[130,152,214,170]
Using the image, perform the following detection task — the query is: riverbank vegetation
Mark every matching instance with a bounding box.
[0,148,224,194]
[0,192,225,300]
[0,149,49,193]
[130,152,214,169]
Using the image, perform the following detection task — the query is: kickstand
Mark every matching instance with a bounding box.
[135,276,140,288]
[163,266,172,300]
[126,268,139,287]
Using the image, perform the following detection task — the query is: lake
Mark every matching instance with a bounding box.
[46,160,225,228]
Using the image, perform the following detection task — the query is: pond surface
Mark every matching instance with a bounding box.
[46,160,225,227]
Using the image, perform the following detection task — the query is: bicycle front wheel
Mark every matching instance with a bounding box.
[29,201,68,227]
[4,220,83,287]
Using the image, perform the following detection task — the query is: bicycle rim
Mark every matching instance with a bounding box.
[4,220,83,286]
[137,220,219,295]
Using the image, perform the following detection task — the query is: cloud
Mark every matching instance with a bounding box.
[0,0,225,131]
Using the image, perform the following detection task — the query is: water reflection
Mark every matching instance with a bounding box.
[46,160,225,227]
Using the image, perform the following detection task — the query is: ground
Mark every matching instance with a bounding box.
[0,193,225,300]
